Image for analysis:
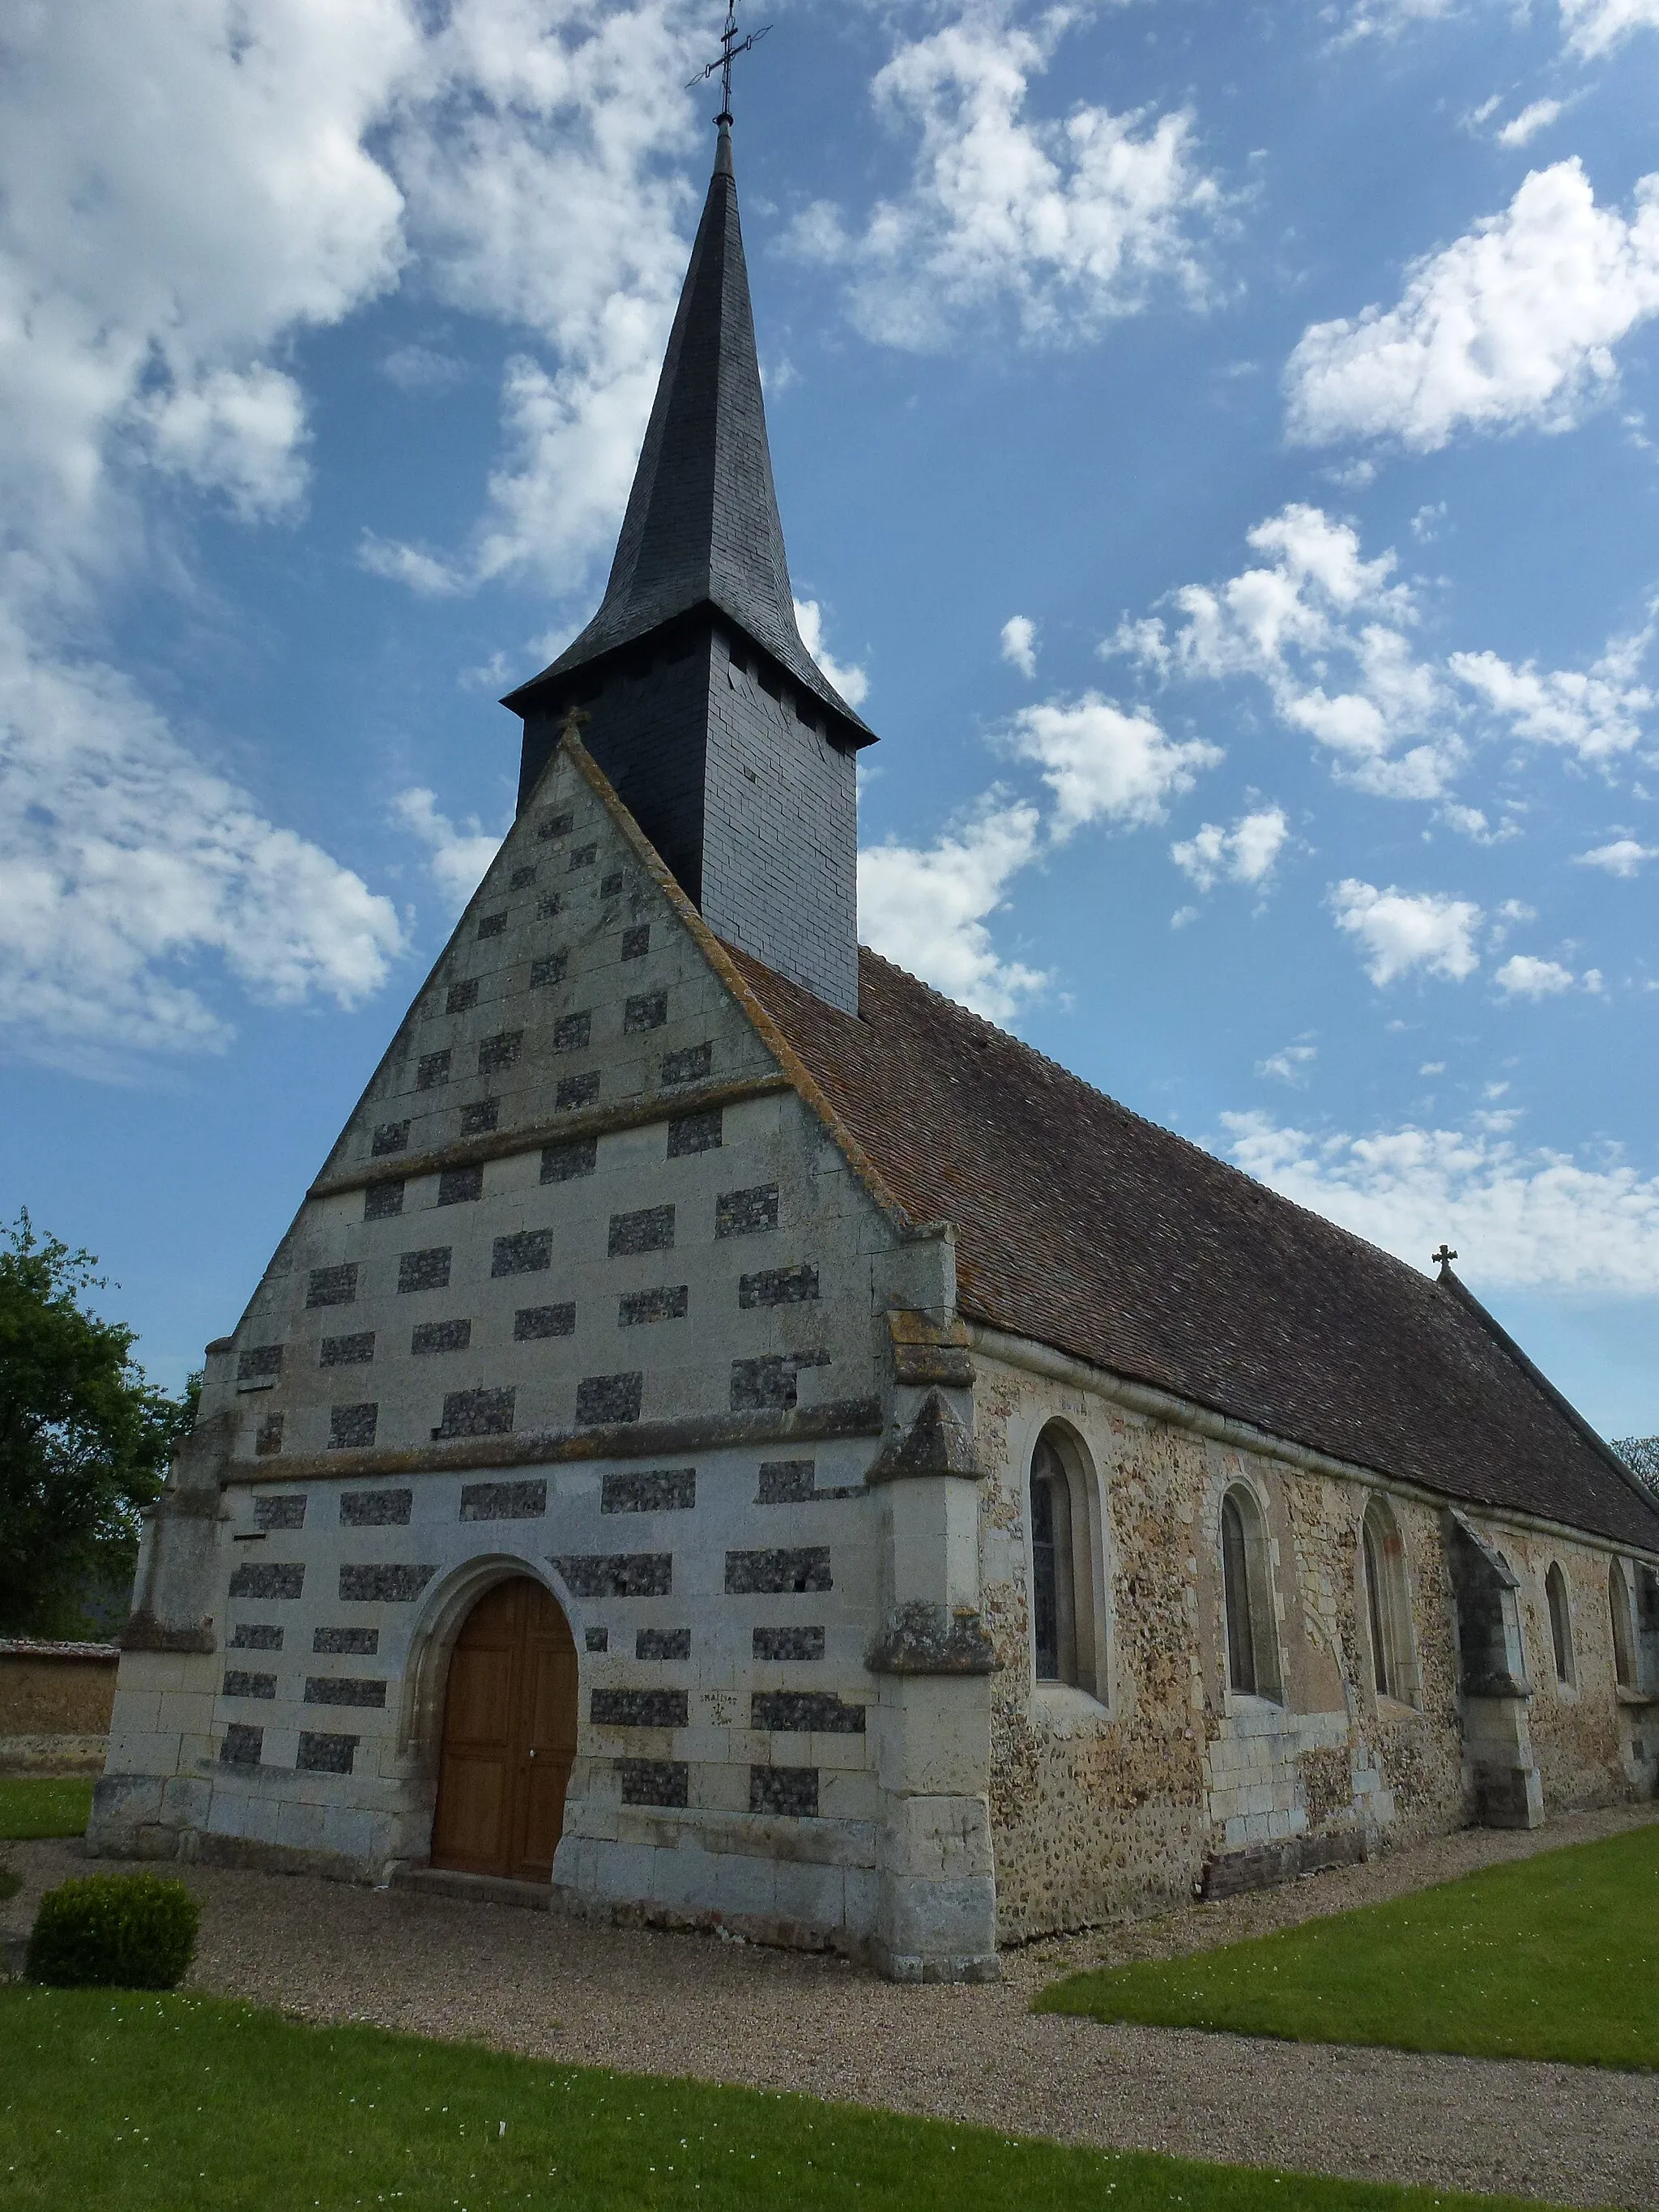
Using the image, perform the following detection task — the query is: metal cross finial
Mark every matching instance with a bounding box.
[689,0,771,121]
[1433,1243,1458,1271]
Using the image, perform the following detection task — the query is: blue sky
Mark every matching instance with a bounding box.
[3,0,1657,1434]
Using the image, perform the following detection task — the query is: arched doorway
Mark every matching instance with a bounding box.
[431,1576,578,1883]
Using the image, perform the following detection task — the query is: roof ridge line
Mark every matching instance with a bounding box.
[1435,1264,1659,1528]
[855,944,1452,1299]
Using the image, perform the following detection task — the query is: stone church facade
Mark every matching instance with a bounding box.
[90,120,1659,1981]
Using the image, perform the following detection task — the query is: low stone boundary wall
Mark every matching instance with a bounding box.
[0,1640,118,1773]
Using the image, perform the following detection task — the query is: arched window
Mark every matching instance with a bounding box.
[1220,1485,1280,1702]
[1546,1563,1576,1687]
[1361,1498,1417,1706]
[1610,1561,1636,1690]
[1028,1428,1107,1699]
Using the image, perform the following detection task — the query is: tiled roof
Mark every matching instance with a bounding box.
[503,125,871,744]
[735,944,1659,1553]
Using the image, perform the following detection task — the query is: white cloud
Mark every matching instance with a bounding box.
[1577,837,1656,875]
[1000,615,1038,679]
[1495,953,1576,996]
[390,787,505,906]
[859,795,1047,1022]
[1109,503,1657,796]
[1448,627,1654,761]
[1328,879,1484,985]
[0,2,717,1065]
[794,598,869,710]
[1496,99,1563,149]
[1171,805,1289,893]
[1226,1110,1659,1293]
[1284,161,1659,451]
[380,343,467,394]
[1560,0,1659,57]
[0,611,401,1067]
[1009,694,1221,838]
[787,16,1222,349]
[1257,1040,1318,1086]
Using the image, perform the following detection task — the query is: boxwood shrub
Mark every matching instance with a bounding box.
[27,1873,199,1989]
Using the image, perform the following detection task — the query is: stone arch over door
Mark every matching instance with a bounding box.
[429,1575,578,1882]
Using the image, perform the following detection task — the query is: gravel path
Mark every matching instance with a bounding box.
[4,1805,1656,2210]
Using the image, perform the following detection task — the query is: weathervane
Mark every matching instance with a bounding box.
[689,0,772,122]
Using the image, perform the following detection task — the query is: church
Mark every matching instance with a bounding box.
[89,113,1659,1982]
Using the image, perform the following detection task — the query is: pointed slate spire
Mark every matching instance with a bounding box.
[501,118,871,1017]
[504,121,870,742]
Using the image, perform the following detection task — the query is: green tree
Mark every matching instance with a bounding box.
[1610,1436,1659,1498]
[0,1213,196,1637]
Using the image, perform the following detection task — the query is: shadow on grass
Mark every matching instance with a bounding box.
[1,1986,1566,2212]
[1038,1822,1659,2070]
[0,1777,94,1841]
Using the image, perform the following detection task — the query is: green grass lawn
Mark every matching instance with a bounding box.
[0,1986,1559,2212]
[1038,1822,1659,2069]
[0,1777,94,1840]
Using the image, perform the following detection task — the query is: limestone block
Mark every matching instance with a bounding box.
[880,1793,994,1882]
[774,1856,844,1929]
[873,1677,990,1797]
[876,1873,998,1980]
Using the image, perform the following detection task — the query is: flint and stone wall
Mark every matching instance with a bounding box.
[974,1343,1659,1945]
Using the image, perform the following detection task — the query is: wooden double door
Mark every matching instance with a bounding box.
[431,1577,578,1883]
